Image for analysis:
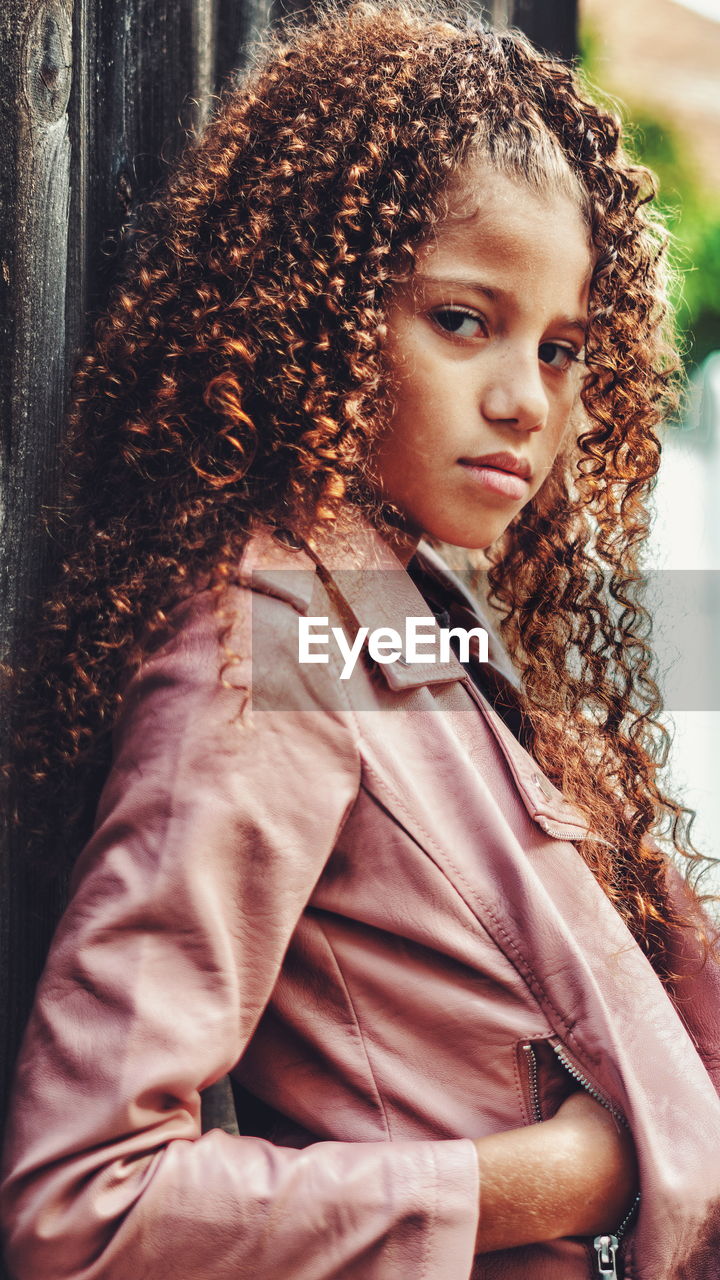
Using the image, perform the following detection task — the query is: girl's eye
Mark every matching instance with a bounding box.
[538,341,580,372]
[432,308,486,340]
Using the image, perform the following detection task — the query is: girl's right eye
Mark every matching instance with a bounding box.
[431,307,486,340]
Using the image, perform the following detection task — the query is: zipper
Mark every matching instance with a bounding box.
[521,1039,628,1129]
[520,1041,543,1123]
[612,1192,640,1244]
[523,1041,639,1278]
[593,1235,620,1278]
[552,1042,640,1275]
[551,1042,628,1129]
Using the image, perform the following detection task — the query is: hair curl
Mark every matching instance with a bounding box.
[5,0,716,978]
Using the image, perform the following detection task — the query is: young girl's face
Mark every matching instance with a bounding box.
[375,165,593,555]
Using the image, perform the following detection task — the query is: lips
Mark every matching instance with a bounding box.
[458,451,532,502]
[458,451,533,481]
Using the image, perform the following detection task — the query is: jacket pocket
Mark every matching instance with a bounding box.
[516,1037,578,1125]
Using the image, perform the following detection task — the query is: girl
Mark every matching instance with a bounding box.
[2,3,720,1277]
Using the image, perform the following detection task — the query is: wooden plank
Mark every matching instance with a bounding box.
[216,0,272,88]
[0,0,76,1229]
[194,0,217,128]
[511,0,578,60]
[0,1,73,660]
[491,0,513,26]
[0,4,249,1248]
[80,0,207,316]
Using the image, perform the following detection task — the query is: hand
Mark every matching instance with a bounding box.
[473,1089,638,1254]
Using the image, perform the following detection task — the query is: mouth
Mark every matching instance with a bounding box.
[458,451,533,501]
[458,451,533,481]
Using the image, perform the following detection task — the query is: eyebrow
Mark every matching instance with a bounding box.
[415,273,588,338]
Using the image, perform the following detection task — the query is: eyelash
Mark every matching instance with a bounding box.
[432,307,487,340]
[430,307,582,372]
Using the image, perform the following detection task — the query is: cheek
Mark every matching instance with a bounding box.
[382,358,443,454]
[533,401,578,492]
[392,352,472,458]
[390,349,439,416]
[547,386,579,453]
[372,403,417,495]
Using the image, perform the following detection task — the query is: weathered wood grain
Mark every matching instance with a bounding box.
[1,0,72,661]
[0,4,244,1250]
[511,0,578,60]
[216,0,272,88]
[0,9,75,1259]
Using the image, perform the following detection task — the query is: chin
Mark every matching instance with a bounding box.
[427,521,509,552]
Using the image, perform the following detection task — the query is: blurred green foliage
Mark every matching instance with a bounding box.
[580,23,720,367]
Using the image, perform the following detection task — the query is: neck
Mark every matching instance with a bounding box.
[379,526,421,567]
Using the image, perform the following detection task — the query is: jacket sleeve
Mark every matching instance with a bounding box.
[0,584,479,1280]
[663,860,720,1093]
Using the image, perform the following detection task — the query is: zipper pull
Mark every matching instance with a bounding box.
[593,1235,619,1278]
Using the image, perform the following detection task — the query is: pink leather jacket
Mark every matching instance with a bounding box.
[2,515,720,1280]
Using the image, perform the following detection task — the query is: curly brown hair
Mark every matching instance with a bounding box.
[5,0,715,975]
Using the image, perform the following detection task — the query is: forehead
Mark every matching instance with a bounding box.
[417,167,593,312]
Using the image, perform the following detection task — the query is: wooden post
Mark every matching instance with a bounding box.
[0,2,76,1185]
[510,0,578,61]
[0,4,270,1264]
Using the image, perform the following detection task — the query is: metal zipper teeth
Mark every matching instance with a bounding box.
[552,1042,627,1129]
[613,1192,641,1243]
[522,1042,543,1123]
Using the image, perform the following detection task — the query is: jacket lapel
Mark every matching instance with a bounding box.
[240,516,589,840]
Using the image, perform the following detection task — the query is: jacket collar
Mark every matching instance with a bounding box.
[300,514,467,691]
[242,512,516,693]
[301,514,590,840]
[241,514,590,841]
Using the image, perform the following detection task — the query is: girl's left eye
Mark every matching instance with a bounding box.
[538,341,580,372]
[432,308,485,339]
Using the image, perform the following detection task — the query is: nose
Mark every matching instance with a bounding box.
[480,347,548,433]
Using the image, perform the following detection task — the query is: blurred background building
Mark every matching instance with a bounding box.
[581,0,720,876]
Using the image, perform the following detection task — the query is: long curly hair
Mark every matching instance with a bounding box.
[5,0,714,975]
